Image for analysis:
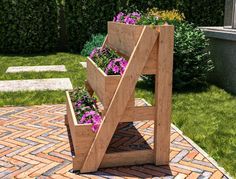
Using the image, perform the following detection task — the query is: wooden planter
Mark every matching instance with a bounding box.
[87,57,134,112]
[66,21,174,173]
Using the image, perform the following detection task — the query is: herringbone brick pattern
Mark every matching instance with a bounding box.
[0,102,229,179]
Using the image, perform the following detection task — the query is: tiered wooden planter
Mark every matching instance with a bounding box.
[65,21,174,173]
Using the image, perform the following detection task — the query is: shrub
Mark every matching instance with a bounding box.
[133,9,213,90]
[173,22,213,90]
[0,0,58,54]
[81,34,106,56]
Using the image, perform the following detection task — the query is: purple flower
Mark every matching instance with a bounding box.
[79,109,102,132]
[92,114,100,123]
[124,15,136,25]
[92,123,100,132]
[113,65,119,73]
[113,12,141,25]
[89,47,101,59]
[75,100,83,108]
[113,12,125,23]
[105,57,128,75]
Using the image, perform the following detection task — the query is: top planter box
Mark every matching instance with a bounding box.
[106,22,158,75]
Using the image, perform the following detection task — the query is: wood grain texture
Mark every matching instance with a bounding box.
[154,25,174,165]
[107,22,143,56]
[87,58,134,111]
[100,150,154,168]
[80,26,159,173]
[121,106,155,122]
[107,22,157,75]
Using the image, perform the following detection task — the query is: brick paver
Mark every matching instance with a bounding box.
[0,102,230,179]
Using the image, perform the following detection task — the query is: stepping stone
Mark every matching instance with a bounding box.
[6,65,67,73]
[0,78,73,92]
[80,62,87,68]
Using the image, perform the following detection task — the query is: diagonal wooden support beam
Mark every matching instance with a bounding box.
[80,26,159,173]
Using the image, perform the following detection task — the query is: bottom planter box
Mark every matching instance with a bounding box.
[65,91,96,170]
[65,91,155,171]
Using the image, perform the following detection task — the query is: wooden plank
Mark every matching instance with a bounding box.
[66,91,79,157]
[107,22,157,75]
[87,58,106,103]
[154,25,174,165]
[80,26,159,173]
[121,106,155,122]
[107,22,143,56]
[66,91,96,168]
[100,150,154,168]
[108,43,157,75]
[87,58,134,110]
[102,35,108,48]
[143,41,158,74]
[87,57,121,106]
[64,114,68,126]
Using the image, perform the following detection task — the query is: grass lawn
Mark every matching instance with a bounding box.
[0,53,235,177]
[136,82,236,177]
[0,53,86,106]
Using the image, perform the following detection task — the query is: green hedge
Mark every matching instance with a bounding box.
[119,0,225,26]
[0,0,58,54]
[0,0,225,53]
[64,0,117,52]
[65,0,225,52]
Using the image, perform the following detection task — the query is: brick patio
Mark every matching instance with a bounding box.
[0,103,229,179]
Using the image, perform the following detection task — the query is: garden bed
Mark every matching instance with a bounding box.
[87,57,134,111]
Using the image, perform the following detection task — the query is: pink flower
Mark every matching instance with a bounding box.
[92,123,100,132]
[105,57,128,75]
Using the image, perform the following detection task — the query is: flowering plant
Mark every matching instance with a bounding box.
[89,46,128,75]
[113,12,141,25]
[105,58,128,75]
[113,10,184,26]
[70,88,102,132]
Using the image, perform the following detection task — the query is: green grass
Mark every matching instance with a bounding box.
[136,82,236,177]
[0,53,235,177]
[0,53,86,106]
[172,86,236,177]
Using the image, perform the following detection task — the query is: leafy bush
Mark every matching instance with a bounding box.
[173,22,213,90]
[81,34,106,56]
[0,0,58,54]
[142,22,213,90]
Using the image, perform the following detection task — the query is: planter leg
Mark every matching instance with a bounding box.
[64,114,68,126]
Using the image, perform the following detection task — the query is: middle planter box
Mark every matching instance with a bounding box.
[87,57,134,112]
